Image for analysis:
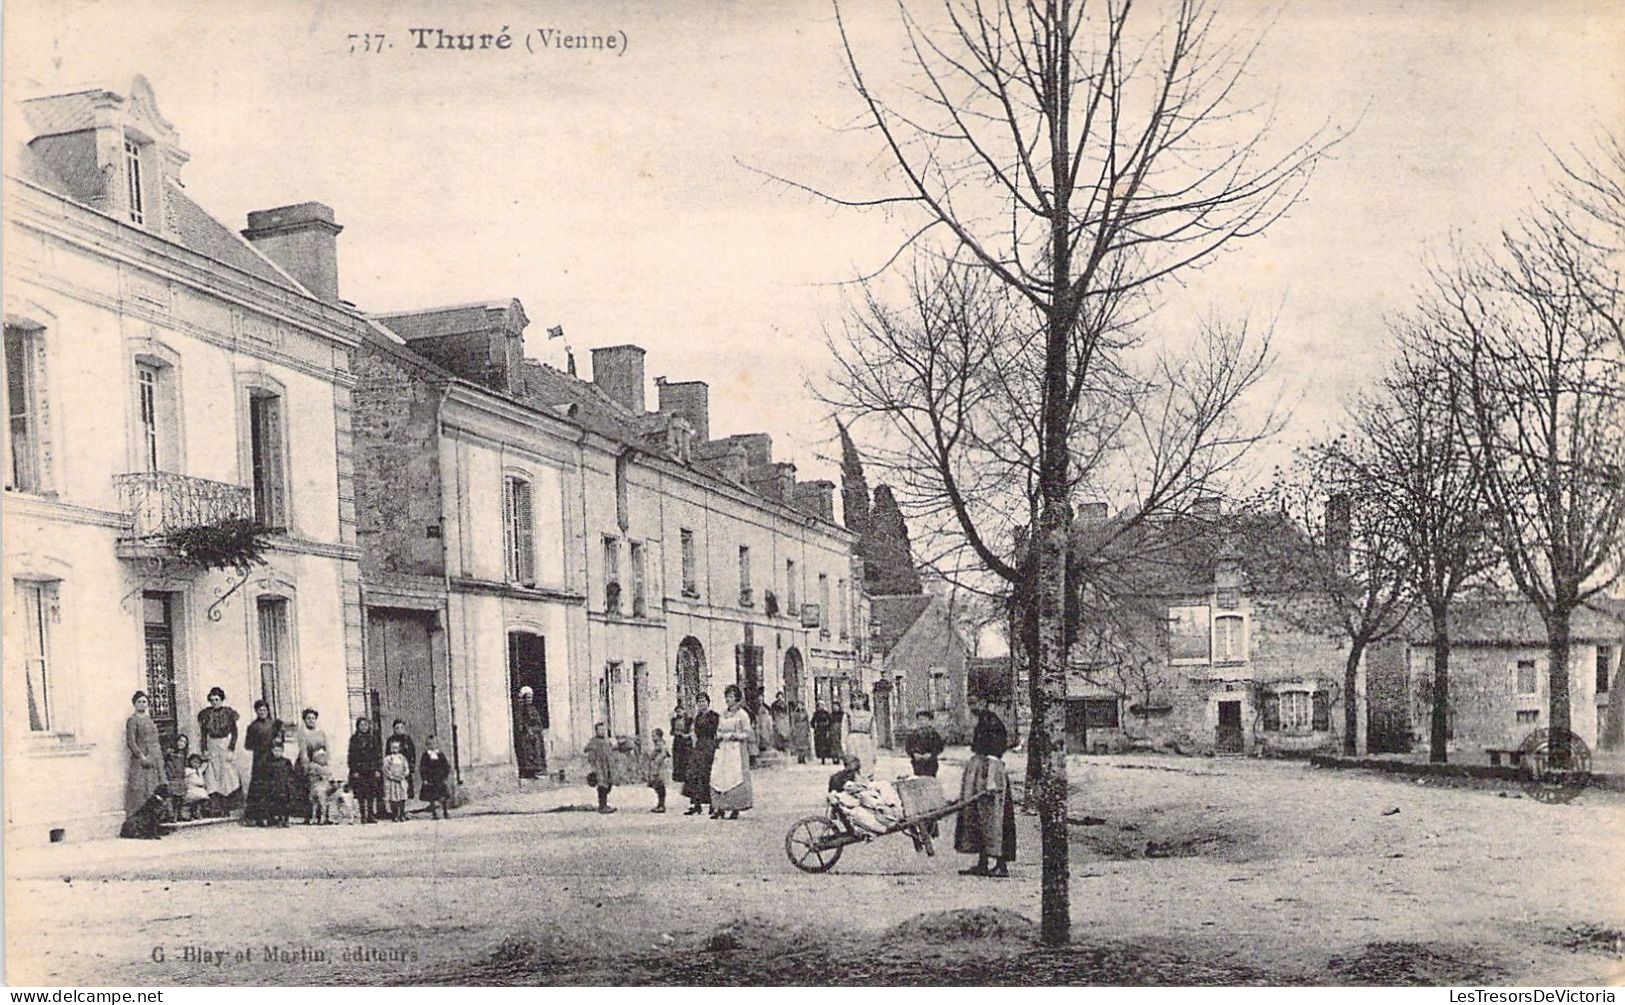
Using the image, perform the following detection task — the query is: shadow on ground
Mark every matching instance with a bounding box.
[398,908,1513,986]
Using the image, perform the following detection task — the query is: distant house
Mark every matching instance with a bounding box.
[1370,600,1624,757]
[869,593,971,745]
[1017,501,1380,756]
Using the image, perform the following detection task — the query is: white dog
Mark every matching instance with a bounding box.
[324,781,359,825]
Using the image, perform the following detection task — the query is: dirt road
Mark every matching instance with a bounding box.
[6,753,1622,985]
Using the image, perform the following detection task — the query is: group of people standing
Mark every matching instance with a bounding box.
[810,694,877,772]
[122,688,453,835]
[667,685,757,819]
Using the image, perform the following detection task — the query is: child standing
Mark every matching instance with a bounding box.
[263,738,298,827]
[305,748,332,824]
[382,738,411,822]
[584,722,616,814]
[182,753,210,820]
[418,736,452,820]
[647,728,670,813]
[165,735,191,820]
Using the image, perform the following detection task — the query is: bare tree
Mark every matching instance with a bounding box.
[799,0,1333,943]
[1257,458,1414,755]
[1329,343,1498,762]
[1429,204,1625,767]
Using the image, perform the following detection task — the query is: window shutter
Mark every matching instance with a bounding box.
[29,332,51,489]
[1263,692,1280,732]
[263,398,285,524]
[1311,690,1329,731]
[515,481,535,585]
[502,480,516,580]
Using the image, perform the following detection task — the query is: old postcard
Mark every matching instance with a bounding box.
[3,0,1623,989]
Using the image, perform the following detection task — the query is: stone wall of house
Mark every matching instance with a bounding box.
[884,597,972,742]
[1410,642,1610,753]
[350,342,446,581]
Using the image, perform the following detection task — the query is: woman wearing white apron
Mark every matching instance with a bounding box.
[845,693,876,776]
[709,684,755,819]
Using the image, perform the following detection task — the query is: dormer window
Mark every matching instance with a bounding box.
[123,138,146,226]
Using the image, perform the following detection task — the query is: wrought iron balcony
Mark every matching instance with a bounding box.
[114,471,254,544]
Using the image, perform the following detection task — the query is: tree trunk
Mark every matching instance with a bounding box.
[1033,500,1071,946]
[1342,642,1364,756]
[1429,604,1451,764]
[1546,605,1574,768]
[1022,595,1043,804]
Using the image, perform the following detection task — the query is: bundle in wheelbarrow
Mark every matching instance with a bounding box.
[785,775,988,873]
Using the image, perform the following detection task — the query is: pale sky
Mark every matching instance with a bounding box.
[5,0,1622,489]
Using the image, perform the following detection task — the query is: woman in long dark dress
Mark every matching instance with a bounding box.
[954,706,1017,877]
[669,704,693,783]
[812,701,833,764]
[682,693,719,815]
[347,717,384,824]
[242,700,285,826]
[124,691,168,817]
[514,686,546,778]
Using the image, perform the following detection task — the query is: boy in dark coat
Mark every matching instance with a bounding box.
[905,710,945,777]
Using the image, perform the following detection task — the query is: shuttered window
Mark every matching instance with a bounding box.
[18,580,56,731]
[504,476,536,586]
[249,392,287,526]
[257,597,292,721]
[5,324,45,493]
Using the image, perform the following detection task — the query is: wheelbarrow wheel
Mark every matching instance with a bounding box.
[786,815,845,873]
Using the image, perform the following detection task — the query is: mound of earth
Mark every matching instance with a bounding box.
[1326,941,1505,985]
[888,907,1038,943]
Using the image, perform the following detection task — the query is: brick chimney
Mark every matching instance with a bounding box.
[655,378,710,442]
[591,345,646,413]
[794,480,836,522]
[241,202,343,302]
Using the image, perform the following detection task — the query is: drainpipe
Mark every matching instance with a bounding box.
[432,381,463,784]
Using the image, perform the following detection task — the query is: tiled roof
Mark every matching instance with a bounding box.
[870,594,933,656]
[17,89,103,137]
[1410,599,1625,646]
[164,185,302,290]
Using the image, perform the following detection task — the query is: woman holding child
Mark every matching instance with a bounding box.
[242,700,285,826]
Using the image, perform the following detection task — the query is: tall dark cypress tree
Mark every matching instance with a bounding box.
[866,484,922,595]
[837,420,871,535]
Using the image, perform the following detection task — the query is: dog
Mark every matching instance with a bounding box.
[324,781,358,825]
[119,789,173,840]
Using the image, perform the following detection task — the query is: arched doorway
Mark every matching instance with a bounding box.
[782,647,805,710]
[675,636,706,712]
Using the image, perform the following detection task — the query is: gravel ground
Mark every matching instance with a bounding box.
[5,751,1622,986]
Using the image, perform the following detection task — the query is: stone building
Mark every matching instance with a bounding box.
[1042,502,1373,755]
[350,301,584,794]
[355,307,866,787]
[1371,600,1623,757]
[2,79,364,841]
[868,593,972,746]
